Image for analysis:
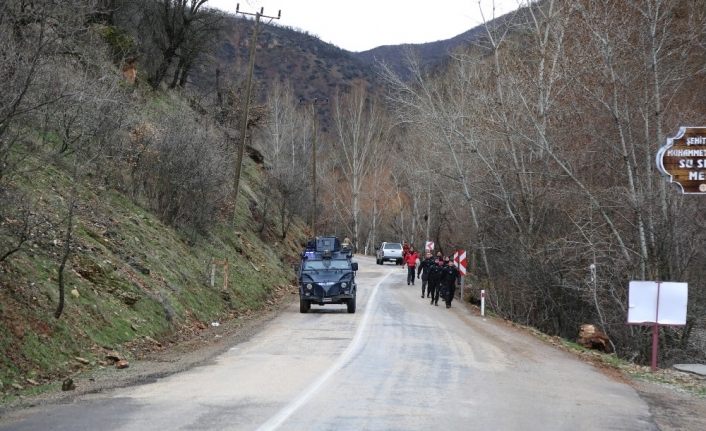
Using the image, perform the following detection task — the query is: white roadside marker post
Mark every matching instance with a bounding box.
[481,289,485,317]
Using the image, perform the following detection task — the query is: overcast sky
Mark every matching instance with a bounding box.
[207,0,522,52]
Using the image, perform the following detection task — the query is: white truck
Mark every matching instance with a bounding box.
[375,242,404,265]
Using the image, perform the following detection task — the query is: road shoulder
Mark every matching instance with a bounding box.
[0,289,299,416]
[455,296,706,431]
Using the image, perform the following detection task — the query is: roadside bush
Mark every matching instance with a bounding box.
[132,106,231,233]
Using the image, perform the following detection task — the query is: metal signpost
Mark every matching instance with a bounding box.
[453,250,467,301]
[627,281,688,371]
[649,127,699,370]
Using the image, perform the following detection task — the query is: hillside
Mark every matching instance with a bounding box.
[193,17,383,132]
[199,13,507,125]
[352,7,525,79]
[218,18,379,95]
[0,2,308,401]
[0,134,305,400]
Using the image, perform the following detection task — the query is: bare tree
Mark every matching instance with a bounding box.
[380,52,492,275]
[331,85,387,251]
[0,1,85,182]
[168,5,223,88]
[0,191,32,263]
[52,31,129,318]
[126,0,213,90]
[362,140,399,254]
[254,81,310,239]
[0,1,133,317]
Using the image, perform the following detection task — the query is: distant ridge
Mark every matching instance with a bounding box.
[201,8,522,114]
[352,25,488,78]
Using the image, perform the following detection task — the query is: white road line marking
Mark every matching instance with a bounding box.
[255,269,394,431]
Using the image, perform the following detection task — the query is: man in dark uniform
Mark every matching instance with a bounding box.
[428,259,442,306]
[417,251,435,298]
[440,257,459,308]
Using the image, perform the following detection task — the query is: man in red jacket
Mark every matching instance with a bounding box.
[404,246,419,285]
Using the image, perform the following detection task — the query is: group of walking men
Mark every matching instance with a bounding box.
[402,244,459,308]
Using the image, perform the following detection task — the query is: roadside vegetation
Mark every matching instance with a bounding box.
[220,0,706,373]
[0,0,306,400]
[371,0,706,368]
[275,0,706,370]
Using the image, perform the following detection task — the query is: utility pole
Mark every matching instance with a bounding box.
[232,4,280,224]
[299,97,327,236]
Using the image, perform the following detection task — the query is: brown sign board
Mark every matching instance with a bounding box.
[657,127,706,194]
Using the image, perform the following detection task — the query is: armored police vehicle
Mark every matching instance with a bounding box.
[298,236,358,314]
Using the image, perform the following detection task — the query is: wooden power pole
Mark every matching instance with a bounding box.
[232,4,280,224]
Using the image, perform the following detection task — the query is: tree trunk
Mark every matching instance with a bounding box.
[151,45,177,90]
[55,185,76,319]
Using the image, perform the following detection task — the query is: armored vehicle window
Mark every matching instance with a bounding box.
[327,260,351,270]
[303,259,350,271]
[316,237,340,251]
[303,261,325,270]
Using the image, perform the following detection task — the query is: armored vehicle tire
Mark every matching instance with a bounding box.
[299,297,310,313]
[347,296,356,313]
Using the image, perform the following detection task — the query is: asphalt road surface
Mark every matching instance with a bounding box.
[0,256,656,430]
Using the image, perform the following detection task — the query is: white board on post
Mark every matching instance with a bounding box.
[627,281,688,325]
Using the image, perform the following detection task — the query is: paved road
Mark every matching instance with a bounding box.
[0,256,656,430]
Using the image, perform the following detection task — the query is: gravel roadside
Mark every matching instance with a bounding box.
[634,379,706,431]
[457,300,706,431]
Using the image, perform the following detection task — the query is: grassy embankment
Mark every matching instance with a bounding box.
[0,116,305,401]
